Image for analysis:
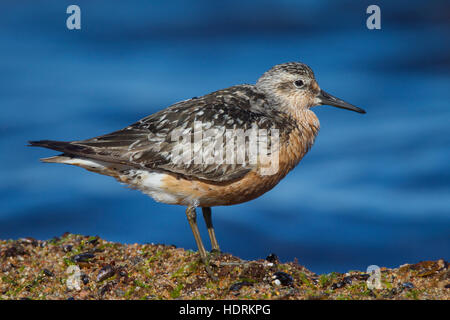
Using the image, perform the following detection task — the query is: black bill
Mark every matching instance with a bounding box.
[318,90,366,114]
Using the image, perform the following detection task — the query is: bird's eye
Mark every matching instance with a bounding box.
[294,80,305,88]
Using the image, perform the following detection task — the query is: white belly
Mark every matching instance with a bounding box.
[126,170,184,205]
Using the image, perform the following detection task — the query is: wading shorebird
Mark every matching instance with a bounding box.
[30,62,365,269]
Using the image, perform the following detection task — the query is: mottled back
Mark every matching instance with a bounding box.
[60,85,298,182]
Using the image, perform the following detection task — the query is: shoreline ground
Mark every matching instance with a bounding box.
[1,233,448,300]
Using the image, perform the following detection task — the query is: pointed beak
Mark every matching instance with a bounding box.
[317,90,366,114]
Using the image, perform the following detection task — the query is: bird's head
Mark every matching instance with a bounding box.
[256,62,366,114]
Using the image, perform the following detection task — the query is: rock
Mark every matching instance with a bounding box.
[272,271,293,286]
[66,265,82,291]
[331,276,352,290]
[71,252,95,263]
[43,269,54,277]
[266,253,279,264]
[97,265,115,282]
[62,244,73,252]
[19,237,38,246]
[88,237,99,246]
[81,273,89,285]
[402,282,414,289]
[2,245,27,257]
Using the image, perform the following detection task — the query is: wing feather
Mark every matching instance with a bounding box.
[32,85,296,182]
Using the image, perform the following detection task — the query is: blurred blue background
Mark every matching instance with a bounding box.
[0,0,449,274]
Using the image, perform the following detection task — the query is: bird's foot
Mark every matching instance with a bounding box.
[209,248,222,259]
[199,255,218,281]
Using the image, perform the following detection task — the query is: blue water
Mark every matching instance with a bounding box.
[0,0,449,274]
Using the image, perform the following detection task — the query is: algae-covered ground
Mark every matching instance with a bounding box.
[0,233,448,300]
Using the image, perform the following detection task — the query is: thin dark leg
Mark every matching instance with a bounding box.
[185,206,207,260]
[202,207,220,252]
[185,206,217,280]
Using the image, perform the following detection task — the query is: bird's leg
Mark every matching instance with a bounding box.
[202,207,220,254]
[185,206,207,260]
[185,206,217,280]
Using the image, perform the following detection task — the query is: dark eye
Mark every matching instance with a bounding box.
[294,80,305,88]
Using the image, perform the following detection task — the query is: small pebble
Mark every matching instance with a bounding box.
[273,271,293,286]
[19,237,38,246]
[3,245,27,257]
[81,273,89,285]
[62,244,73,252]
[43,269,54,277]
[331,282,343,290]
[266,253,279,264]
[331,278,352,290]
[71,252,95,263]
[118,269,128,277]
[88,237,99,246]
[402,282,414,289]
[437,259,446,270]
[97,265,115,282]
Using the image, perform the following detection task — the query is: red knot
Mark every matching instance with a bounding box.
[29,62,365,272]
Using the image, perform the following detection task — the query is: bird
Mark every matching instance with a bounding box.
[29,62,365,269]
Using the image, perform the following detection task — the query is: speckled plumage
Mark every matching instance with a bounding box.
[31,84,303,184]
[29,63,326,206]
[30,62,364,263]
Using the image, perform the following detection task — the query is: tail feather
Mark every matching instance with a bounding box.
[28,139,124,168]
[28,140,90,154]
[29,141,108,170]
